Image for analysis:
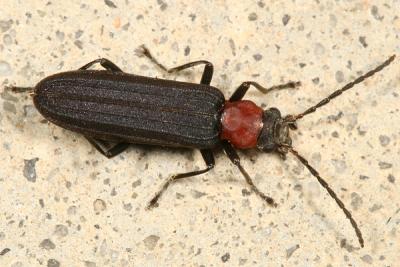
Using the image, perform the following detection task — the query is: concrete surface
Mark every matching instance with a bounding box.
[1,1,399,266]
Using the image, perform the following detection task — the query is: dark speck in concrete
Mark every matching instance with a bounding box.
[369,204,383,212]
[361,254,373,264]
[104,0,117,8]
[351,192,363,210]
[357,126,367,136]
[3,34,12,45]
[371,6,383,21]
[312,77,320,84]
[331,159,346,173]
[54,224,68,238]
[39,239,56,250]
[184,46,190,56]
[286,244,300,258]
[314,43,325,56]
[242,188,251,196]
[282,14,291,26]
[379,135,390,146]
[132,179,141,188]
[23,158,39,182]
[93,199,107,214]
[379,162,392,169]
[191,189,206,199]
[55,30,64,41]
[359,36,368,48]
[122,22,130,31]
[189,13,196,21]
[110,187,117,196]
[143,235,160,250]
[75,30,84,39]
[221,252,230,262]
[253,53,262,61]
[335,71,344,83]
[123,203,132,211]
[47,259,60,267]
[359,175,369,180]
[331,131,339,138]
[387,174,395,183]
[239,258,247,265]
[248,13,258,21]
[346,113,358,131]
[229,39,236,56]
[74,40,83,49]
[37,10,46,17]
[84,261,96,267]
[0,20,13,32]
[157,0,168,11]
[3,101,16,113]
[340,239,355,252]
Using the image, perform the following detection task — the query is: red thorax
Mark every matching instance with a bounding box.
[220,100,263,149]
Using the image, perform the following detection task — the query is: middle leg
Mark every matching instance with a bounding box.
[136,45,214,85]
[79,58,130,156]
[147,149,215,209]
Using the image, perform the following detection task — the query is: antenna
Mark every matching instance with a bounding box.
[286,145,364,247]
[286,55,396,122]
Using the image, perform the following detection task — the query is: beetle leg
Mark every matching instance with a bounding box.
[221,140,277,207]
[147,149,215,209]
[79,58,123,72]
[136,45,214,85]
[85,136,129,158]
[229,81,301,102]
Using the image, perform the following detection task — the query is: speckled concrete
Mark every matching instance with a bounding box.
[1,1,399,266]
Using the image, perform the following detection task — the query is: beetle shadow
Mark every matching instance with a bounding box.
[286,173,355,249]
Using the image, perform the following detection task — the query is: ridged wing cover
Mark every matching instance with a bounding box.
[33,70,225,148]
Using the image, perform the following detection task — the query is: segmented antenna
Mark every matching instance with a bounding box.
[286,55,396,122]
[286,146,364,248]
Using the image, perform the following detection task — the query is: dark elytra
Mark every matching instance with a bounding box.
[33,70,225,148]
[8,46,396,248]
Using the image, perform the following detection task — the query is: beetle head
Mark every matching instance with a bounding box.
[256,108,297,159]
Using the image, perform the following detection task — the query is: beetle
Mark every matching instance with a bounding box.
[8,45,395,248]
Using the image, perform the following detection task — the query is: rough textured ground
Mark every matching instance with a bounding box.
[1,1,399,266]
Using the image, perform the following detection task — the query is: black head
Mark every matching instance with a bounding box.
[256,107,297,158]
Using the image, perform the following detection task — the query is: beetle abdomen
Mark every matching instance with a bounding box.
[33,70,225,148]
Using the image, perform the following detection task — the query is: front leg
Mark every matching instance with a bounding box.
[221,140,277,207]
[79,58,123,72]
[229,81,301,102]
